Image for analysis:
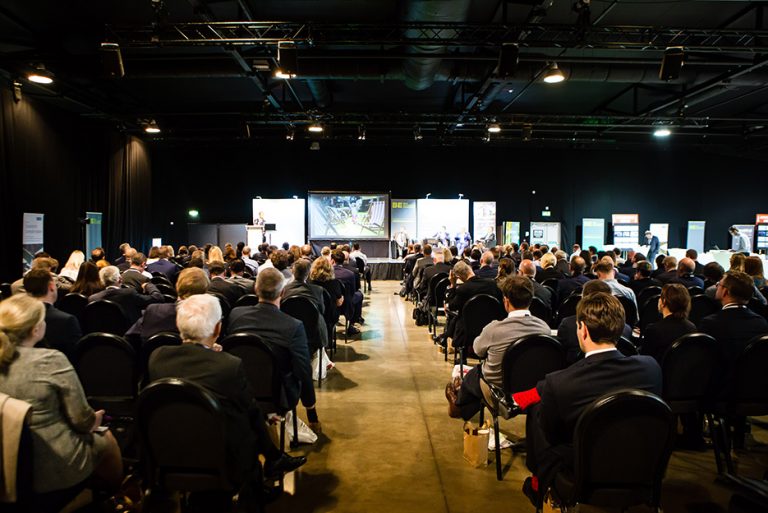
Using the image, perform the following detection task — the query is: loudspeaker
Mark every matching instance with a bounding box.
[497,43,519,78]
[659,46,684,81]
[277,41,299,77]
[100,42,125,79]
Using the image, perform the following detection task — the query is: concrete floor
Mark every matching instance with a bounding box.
[274,281,768,513]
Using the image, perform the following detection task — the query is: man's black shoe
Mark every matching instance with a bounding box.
[523,476,543,509]
[265,454,307,478]
[347,326,361,335]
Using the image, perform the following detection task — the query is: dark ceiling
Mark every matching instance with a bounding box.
[3,0,768,150]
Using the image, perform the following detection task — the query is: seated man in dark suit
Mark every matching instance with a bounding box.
[443,260,503,352]
[121,252,151,292]
[535,253,565,284]
[116,247,134,272]
[516,293,662,506]
[671,257,705,289]
[412,244,435,291]
[228,259,255,296]
[149,294,306,490]
[126,267,210,343]
[88,266,163,325]
[556,256,591,303]
[474,251,497,279]
[557,279,633,364]
[24,268,81,362]
[227,268,321,431]
[331,250,364,330]
[208,261,245,306]
[656,256,679,284]
[282,258,328,352]
[416,248,452,299]
[146,246,179,283]
[686,249,705,276]
[519,259,553,310]
[641,283,697,363]
[628,260,661,296]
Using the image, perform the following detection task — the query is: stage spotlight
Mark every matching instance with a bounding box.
[414,126,423,141]
[275,41,298,79]
[27,64,53,84]
[497,43,519,78]
[653,127,672,138]
[487,123,501,133]
[659,47,684,81]
[542,62,565,84]
[144,119,161,133]
[308,123,324,133]
[358,125,366,141]
[100,42,125,79]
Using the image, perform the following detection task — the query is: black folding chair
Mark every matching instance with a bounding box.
[690,294,720,326]
[424,272,449,334]
[141,332,183,381]
[81,299,130,335]
[320,288,337,357]
[637,286,662,311]
[541,278,560,292]
[220,333,298,449]
[235,294,259,307]
[617,336,639,356]
[550,390,675,513]
[57,292,88,321]
[457,294,506,374]
[150,275,172,286]
[137,378,251,506]
[638,294,662,334]
[615,295,638,327]
[529,296,553,327]
[429,276,450,339]
[687,286,705,297]
[482,334,565,480]
[208,292,232,319]
[556,294,581,325]
[281,296,324,388]
[155,282,176,297]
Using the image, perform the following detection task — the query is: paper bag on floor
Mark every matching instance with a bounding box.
[463,420,491,468]
[285,410,318,445]
[311,348,334,380]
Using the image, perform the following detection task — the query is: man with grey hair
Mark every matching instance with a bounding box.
[474,250,497,279]
[519,259,553,310]
[554,250,571,277]
[672,257,705,289]
[241,246,259,274]
[227,268,321,431]
[149,294,307,489]
[88,265,163,324]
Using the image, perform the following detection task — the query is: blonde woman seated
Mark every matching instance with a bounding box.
[60,250,85,282]
[0,295,122,496]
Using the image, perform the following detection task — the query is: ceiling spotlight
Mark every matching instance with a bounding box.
[542,62,565,84]
[27,64,53,84]
[286,126,295,140]
[357,125,366,141]
[653,127,672,138]
[487,123,501,133]
[308,123,324,133]
[414,126,423,141]
[274,70,295,79]
[144,119,161,134]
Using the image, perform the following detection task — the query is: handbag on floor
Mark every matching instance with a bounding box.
[463,420,491,468]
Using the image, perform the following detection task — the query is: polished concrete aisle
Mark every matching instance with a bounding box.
[272,281,768,513]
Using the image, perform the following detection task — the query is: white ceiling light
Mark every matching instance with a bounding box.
[27,64,53,84]
[487,123,501,133]
[653,127,672,138]
[308,123,324,133]
[542,62,565,84]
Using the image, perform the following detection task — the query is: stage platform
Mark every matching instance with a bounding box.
[368,258,403,280]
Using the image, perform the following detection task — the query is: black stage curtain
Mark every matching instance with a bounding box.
[0,84,151,283]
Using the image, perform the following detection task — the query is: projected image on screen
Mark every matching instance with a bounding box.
[309,193,389,239]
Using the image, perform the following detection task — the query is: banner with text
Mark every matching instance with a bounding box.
[22,213,44,273]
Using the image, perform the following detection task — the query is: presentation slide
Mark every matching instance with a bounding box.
[503,221,520,245]
[252,198,306,246]
[686,221,706,254]
[473,202,497,242]
[582,218,605,250]
[308,192,389,239]
[391,199,417,242]
[612,213,639,248]
[531,222,561,247]
[416,199,469,242]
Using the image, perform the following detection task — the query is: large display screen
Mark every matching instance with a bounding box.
[612,213,639,248]
[582,218,605,250]
[308,192,389,239]
[252,198,306,246]
[416,199,470,242]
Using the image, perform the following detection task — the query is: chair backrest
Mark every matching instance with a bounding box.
[462,294,506,348]
[150,275,172,286]
[57,292,88,320]
[557,294,581,323]
[637,286,662,311]
[155,283,177,297]
[529,296,552,326]
[616,336,638,356]
[747,297,768,319]
[235,294,259,307]
[687,286,704,297]
[137,378,232,491]
[615,295,637,327]
[501,334,565,395]
[81,299,129,335]
[427,272,449,306]
[142,332,182,374]
[661,333,718,407]
[432,277,451,309]
[220,333,288,413]
[541,278,560,291]
[726,334,768,415]
[75,333,138,399]
[281,296,320,347]
[354,257,365,274]
[0,282,12,301]
[689,294,720,325]
[208,292,231,319]
[638,294,662,333]
[570,390,675,509]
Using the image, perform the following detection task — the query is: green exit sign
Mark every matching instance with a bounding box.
[542,211,551,217]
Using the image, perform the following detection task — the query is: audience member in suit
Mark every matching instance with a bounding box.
[126,267,210,344]
[24,269,82,362]
[149,294,306,488]
[554,250,571,278]
[444,261,503,352]
[519,293,662,506]
[226,268,320,426]
[417,248,452,298]
[146,246,179,282]
[88,266,163,325]
[115,248,134,273]
[651,255,670,280]
[594,258,637,311]
[702,261,724,291]
[403,243,423,276]
[519,260,553,310]
[113,242,131,267]
[641,284,697,363]
[241,246,260,274]
[474,251,498,279]
[629,260,661,297]
[535,253,566,284]
[449,276,551,420]
[121,252,152,292]
[228,259,255,295]
[645,230,660,268]
[557,280,632,364]
[686,249,705,276]
[331,250,364,328]
[208,261,244,307]
[412,244,435,290]
[671,258,705,289]
[282,259,328,352]
[556,256,591,303]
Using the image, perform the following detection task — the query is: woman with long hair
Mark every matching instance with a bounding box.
[60,250,85,282]
[70,261,103,297]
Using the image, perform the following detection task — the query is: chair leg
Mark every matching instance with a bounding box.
[344,318,349,343]
[707,414,725,475]
[318,349,323,389]
[494,414,502,480]
[280,418,286,452]
[479,405,484,426]
[291,408,299,449]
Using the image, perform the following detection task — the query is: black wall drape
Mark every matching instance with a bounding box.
[0,84,152,283]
